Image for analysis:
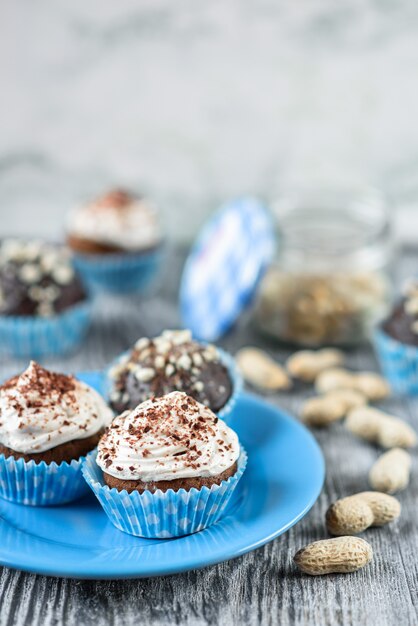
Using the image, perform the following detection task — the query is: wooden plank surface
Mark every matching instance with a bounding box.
[0,249,417,626]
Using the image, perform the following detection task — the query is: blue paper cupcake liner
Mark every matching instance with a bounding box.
[373,327,418,395]
[106,346,242,423]
[0,300,92,358]
[0,453,90,506]
[72,246,164,295]
[82,448,247,538]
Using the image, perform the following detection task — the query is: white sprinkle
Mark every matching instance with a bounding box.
[37,302,54,317]
[193,381,204,392]
[24,241,43,260]
[154,338,171,354]
[203,348,217,362]
[166,329,192,345]
[177,354,192,370]
[406,297,418,316]
[135,367,156,382]
[165,364,175,376]
[134,337,150,351]
[154,355,165,369]
[192,353,203,367]
[19,263,42,284]
[52,264,74,285]
[40,251,59,273]
[412,320,418,335]
[42,285,60,301]
[109,364,126,379]
[28,286,44,302]
[1,239,25,261]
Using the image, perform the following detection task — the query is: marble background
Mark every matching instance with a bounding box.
[1,0,418,243]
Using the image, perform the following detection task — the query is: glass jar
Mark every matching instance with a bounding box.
[254,187,395,347]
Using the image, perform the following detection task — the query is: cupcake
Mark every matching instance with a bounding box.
[374,281,418,394]
[0,238,92,357]
[107,329,241,421]
[67,188,163,294]
[82,391,247,537]
[0,361,113,505]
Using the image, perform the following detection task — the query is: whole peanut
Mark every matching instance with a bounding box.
[369,448,411,494]
[294,536,373,575]
[301,389,366,427]
[286,348,344,382]
[315,368,390,401]
[346,407,417,449]
[326,491,401,536]
[235,347,291,391]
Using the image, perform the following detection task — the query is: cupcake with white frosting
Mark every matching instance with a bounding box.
[67,189,163,294]
[82,391,247,537]
[0,361,113,505]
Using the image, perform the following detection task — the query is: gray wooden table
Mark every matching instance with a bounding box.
[1,248,417,626]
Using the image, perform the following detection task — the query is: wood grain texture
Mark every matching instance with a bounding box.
[0,249,417,626]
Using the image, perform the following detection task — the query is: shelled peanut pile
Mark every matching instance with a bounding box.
[235,346,416,576]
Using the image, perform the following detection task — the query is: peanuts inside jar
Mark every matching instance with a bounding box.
[254,188,394,347]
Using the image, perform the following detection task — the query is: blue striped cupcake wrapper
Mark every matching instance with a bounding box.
[0,300,92,358]
[82,448,247,538]
[373,328,418,395]
[0,453,90,506]
[72,246,164,295]
[106,346,242,424]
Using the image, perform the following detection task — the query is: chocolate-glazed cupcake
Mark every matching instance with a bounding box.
[0,239,85,318]
[0,239,92,357]
[107,329,240,420]
[381,284,418,346]
[374,280,418,395]
[66,189,163,294]
[82,392,247,537]
[0,362,113,505]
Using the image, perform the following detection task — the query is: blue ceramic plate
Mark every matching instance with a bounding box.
[0,373,325,579]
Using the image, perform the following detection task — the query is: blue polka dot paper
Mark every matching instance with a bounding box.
[374,328,418,395]
[72,246,164,295]
[180,197,275,342]
[0,300,92,358]
[0,454,90,506]
[82,449,247,538]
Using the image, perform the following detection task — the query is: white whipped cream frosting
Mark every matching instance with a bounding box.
[67,190,161,251]
[97,391,240,482]
[0,362,114,454]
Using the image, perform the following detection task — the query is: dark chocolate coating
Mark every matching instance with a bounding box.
[103,461,238,494]
[111,360,232,415]
[0,241,86,317]
[381,300,418,347]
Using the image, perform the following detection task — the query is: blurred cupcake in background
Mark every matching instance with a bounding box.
[0,238,92,357]
[67,188,164,294]
[374,279,418,394]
